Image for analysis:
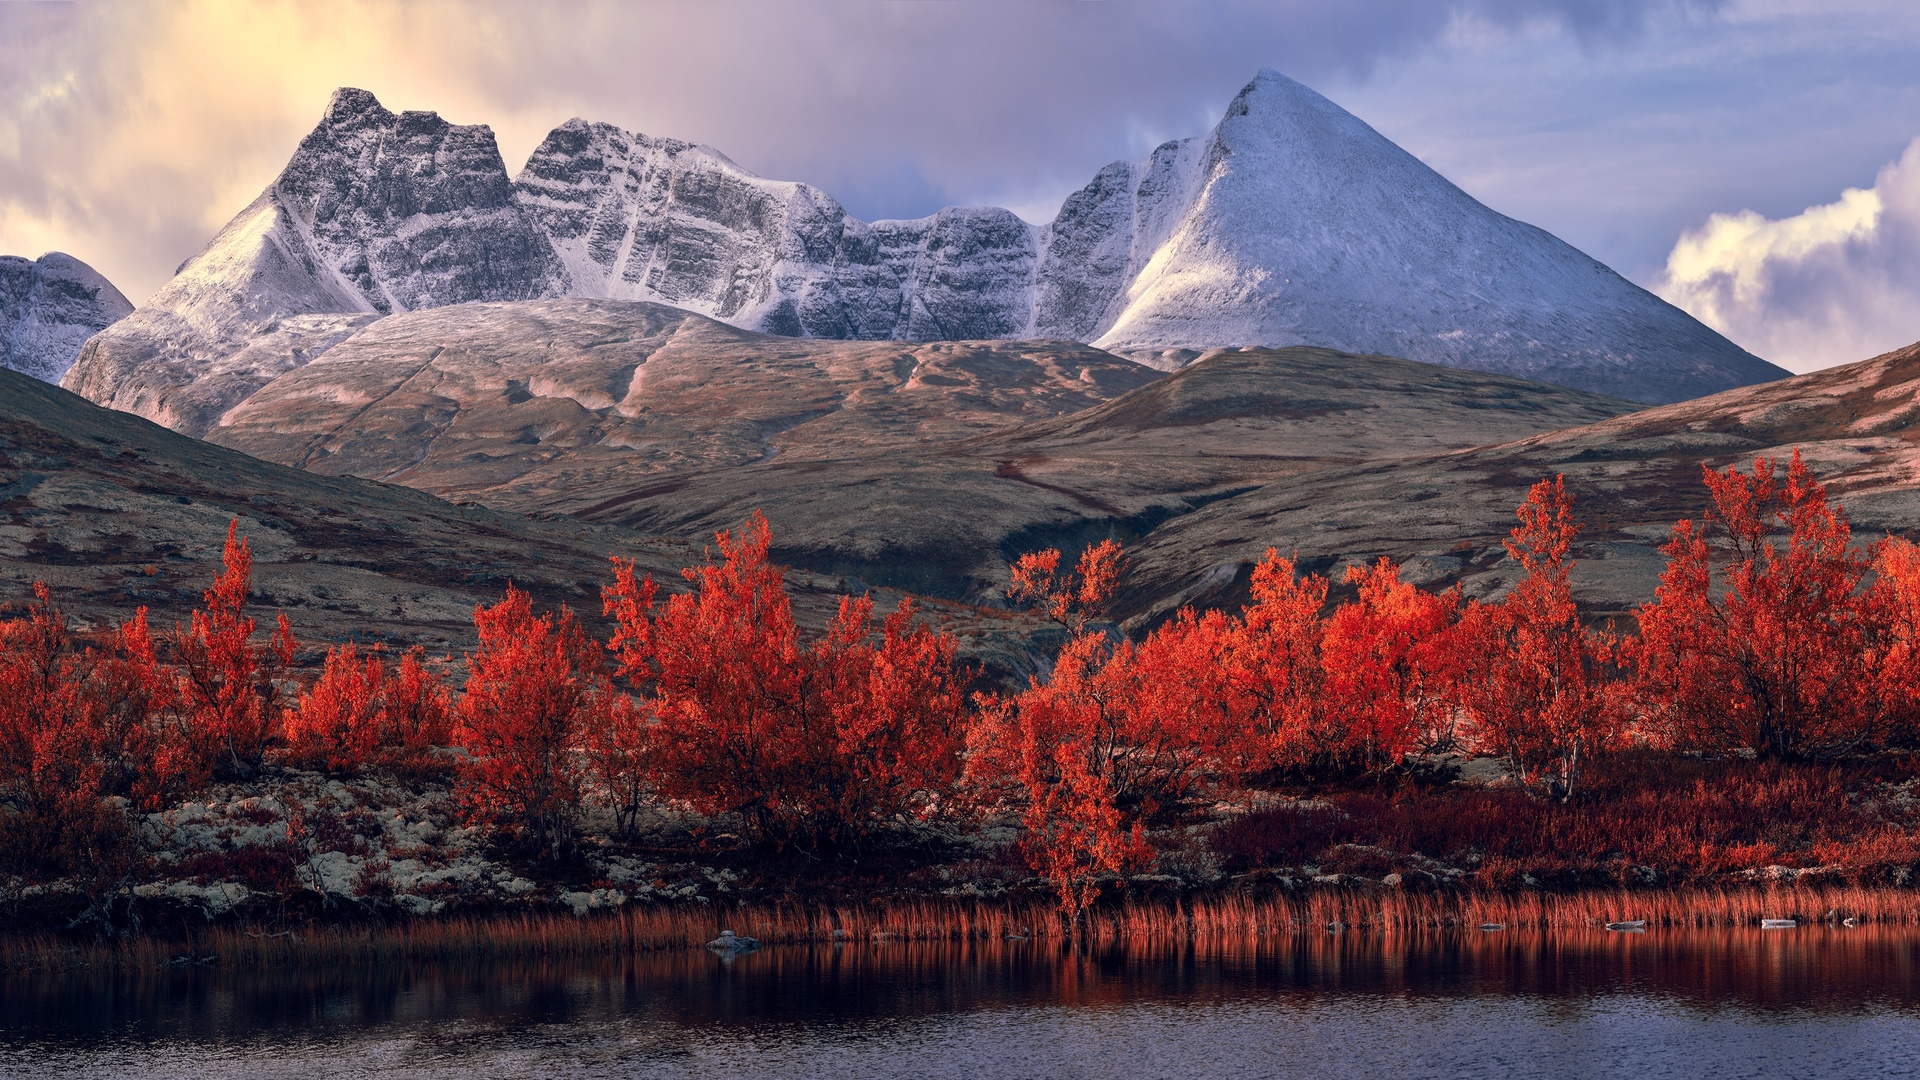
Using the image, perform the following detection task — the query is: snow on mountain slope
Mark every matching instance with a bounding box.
[63,89,565,436]
[515,120,1036,340]
[66,72,1785,434]
[0,252,131,382]
[1078,71,1783,403]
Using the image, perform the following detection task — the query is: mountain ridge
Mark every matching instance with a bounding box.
[64,71,1783,430]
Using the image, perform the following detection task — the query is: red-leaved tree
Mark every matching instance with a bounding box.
[168,520,296,781]
[456,586,608,860]
[1456,476,1618,799]
[605,513,966,851]
[1634,451,1879,758]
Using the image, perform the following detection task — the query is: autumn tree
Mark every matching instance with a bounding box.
[1863,537,1920,744]
[1008,538,1125,633]
[1456,476,1617,799]
[284,645,454,775]
[456,585,608,860]
[1225,551,1334,778]
[168,520,296,781]
[378,648,456,776]
[0,586,160,900]
[970,539,1162,924]
[1319,559,1462,769]
[283,643,383,772]
[605,513,966,851]
[1634,451,1878,758]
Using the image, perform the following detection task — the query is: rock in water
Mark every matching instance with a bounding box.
[0,253,131,382]
[707,929,760,953]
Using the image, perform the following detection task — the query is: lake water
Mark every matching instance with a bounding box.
[3,927,1917,1078]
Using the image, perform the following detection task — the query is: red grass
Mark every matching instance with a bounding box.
[1212,752,1920,887]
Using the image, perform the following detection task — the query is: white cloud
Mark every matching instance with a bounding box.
[1657,137,1920,372]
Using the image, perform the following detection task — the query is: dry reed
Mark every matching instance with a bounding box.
[7,883,1919,975]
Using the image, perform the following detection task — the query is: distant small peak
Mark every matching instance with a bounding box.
[324,87,386,123]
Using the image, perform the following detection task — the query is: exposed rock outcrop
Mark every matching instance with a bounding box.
[62,89,564,436]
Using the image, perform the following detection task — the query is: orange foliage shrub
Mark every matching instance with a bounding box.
[1008,538,1125,631]
[972,540,1168,920]
[0,586,168,894]
[1455,476,1619,798]
[455,585,609,860]
[284,643,383,772]
[1633,451,1888,758]
[1226,551,1334,776]
[1320,558,1462,768]
[284,645,454,775]
[605,513,966,851]
[167,520,296,781]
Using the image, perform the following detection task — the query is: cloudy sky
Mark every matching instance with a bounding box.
[3,0,1918,372]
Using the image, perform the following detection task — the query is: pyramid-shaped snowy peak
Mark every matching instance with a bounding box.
[66,73,1781,433]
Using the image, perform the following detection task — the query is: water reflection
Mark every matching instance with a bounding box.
[4,927,1918,1078]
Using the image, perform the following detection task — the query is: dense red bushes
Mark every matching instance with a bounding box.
[455,586,609,861]
[4,451,1920,921]
[604,513,966,852]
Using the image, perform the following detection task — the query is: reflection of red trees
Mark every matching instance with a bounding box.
[6,456,1920,910]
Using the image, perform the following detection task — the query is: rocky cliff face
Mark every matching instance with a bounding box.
[515,120,1038,341]
[62,89,564,436]
[66,71,1786,432]
[0,252,131,382]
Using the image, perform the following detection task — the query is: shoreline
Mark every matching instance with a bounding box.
[9,882,1920,976]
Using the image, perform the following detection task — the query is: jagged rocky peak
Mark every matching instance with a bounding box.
[65,71,1786,437]
[274,87,566,314]
[0,252,132,382]
[514,118,1037,342]
[61,87,568,436]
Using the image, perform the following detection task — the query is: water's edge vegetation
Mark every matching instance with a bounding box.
[6,451,1920,956]
[9,884,1920,976]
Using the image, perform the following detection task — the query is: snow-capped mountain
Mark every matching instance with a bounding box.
[62,89,562,435]
[0,252,131,382]
[1066,71,1780,402]
[65,72,1784,433]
